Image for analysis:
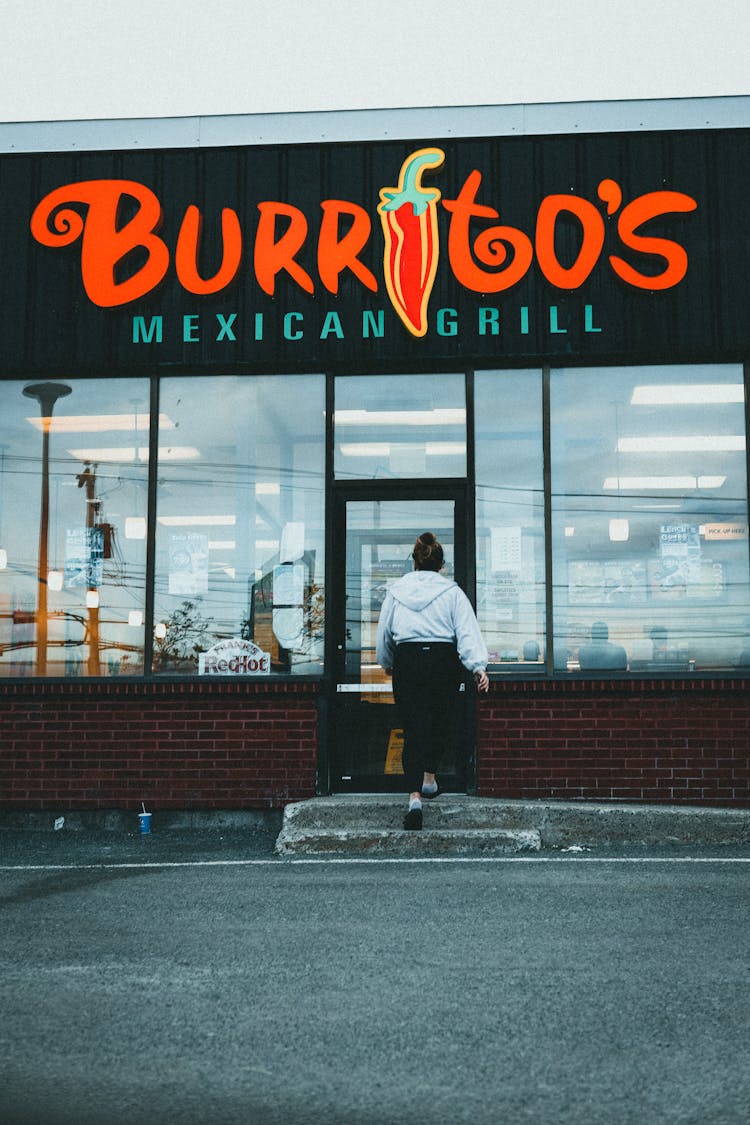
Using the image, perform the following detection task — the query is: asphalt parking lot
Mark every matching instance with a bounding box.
[2,826,750,1125]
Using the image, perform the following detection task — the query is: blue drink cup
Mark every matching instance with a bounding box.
[138,811,152,834]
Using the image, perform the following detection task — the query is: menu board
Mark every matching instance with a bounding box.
[568,559,647,605]
[569,552,724,605]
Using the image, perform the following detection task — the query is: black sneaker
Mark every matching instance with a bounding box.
[421,782,440,800]
[403,807,423,830]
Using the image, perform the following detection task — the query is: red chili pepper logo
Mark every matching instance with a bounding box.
[378,148,445,337]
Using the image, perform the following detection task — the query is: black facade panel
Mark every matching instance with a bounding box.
[0,156,34,367]
[1,127,748,376]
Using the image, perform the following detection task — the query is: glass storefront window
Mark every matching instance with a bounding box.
[153,375,325,676]
[475,370,546,670]
[0,378,150,677]
[3,363,749,683]
[550,364,750,673]
[334,373,466,479]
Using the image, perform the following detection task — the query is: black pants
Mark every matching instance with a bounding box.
[392,642,463,794]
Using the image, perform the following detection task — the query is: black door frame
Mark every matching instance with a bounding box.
[322,479,477,793]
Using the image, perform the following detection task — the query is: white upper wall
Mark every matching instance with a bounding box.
[2,0,748,125]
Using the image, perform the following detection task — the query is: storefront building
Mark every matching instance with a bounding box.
[2,97,749,811]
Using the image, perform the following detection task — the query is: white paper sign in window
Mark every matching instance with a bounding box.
[198,638,270,675]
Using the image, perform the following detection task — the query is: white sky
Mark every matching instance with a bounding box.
[2,0,748,123]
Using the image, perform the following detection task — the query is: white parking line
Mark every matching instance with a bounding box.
[1,855,749,871]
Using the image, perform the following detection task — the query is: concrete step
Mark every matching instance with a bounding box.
[276,825,541,856]
[274,795,750,856]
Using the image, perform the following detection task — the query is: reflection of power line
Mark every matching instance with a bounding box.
[2,457,149,483]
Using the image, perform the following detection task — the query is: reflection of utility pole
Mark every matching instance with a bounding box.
[77,462,101,676]
[23,382,72,675]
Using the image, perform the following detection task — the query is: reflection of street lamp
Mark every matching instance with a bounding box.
[23,382,72,674]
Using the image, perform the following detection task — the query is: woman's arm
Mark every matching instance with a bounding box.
[453,588,489,683]
[375,591,396,672]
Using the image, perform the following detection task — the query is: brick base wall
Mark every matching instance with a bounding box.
[0,681,319,810]
[3,677,749,810]
[477,678,750,806]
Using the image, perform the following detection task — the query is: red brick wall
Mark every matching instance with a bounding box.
[478,678,750,806]
[3,677,749,810]
[0,681,319,810]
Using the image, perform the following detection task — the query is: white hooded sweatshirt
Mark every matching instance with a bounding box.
[376,570,488,675]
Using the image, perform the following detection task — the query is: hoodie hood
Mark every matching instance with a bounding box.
[388,569,456,612]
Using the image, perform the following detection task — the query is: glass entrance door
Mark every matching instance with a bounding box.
[330,490,471,792]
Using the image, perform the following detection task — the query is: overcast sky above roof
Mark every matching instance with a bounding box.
[2,0,748,123]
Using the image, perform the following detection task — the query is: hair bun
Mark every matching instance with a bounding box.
[412,531,444,571]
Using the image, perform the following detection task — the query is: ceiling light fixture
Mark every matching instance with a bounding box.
[630,385,744,405]
[28,413,175,433]
[158,515,236,527]
[617,435,745,453]
[339,441,466,456]
[335,408,465,426]
[604,475,727,490]
[67,446,200,462]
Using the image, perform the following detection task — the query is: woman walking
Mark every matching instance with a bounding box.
[376,532,489,830]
